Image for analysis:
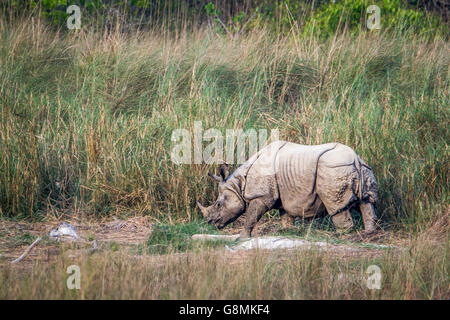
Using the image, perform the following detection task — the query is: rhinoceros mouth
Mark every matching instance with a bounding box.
[213,219,225,229]
[214,214,241,230]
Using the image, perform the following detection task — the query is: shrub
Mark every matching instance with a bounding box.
[303,0,446,38]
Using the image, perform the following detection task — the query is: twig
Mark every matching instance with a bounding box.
[214,15,232,37]
[11,237,41,264]
[237,11,257,38]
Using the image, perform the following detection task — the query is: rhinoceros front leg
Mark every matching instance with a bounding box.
[239,199,268,238]
[360,202,378,233]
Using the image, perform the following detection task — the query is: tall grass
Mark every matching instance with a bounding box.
[0,235,448,299]
[0,16,448,232]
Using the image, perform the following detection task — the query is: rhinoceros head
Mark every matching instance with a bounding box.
[197,164,246,229]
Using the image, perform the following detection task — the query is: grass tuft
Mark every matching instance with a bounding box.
[146,221,235,254]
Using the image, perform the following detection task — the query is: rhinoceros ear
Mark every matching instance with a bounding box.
[219,163,229,180]
[208,172,223,183]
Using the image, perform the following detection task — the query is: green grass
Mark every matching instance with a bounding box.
[1,232,55,249]
[0,15,448,236]
[8,232,36,246]
[147,221,238,254]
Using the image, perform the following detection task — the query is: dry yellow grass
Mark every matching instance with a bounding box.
[0,232,448,299]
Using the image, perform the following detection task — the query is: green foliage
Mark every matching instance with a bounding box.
[1,1,445,37]
[303,0,446,38]
[204,2,220,17]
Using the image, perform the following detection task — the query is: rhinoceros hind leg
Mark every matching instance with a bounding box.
[360,202,378,233]
[331,210,354,231]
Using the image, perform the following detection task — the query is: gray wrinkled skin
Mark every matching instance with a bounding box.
[197,141,379,238]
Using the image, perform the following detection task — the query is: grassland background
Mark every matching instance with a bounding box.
[0,0,448,301]
[0,0,448,233]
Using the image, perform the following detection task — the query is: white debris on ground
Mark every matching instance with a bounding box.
[49,222,79,241]
[191,234,240,241]
[191,234,340,251]
[228,236,333,251]
[191,234,400,253]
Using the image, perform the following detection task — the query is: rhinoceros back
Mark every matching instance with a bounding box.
[274,142,377,217]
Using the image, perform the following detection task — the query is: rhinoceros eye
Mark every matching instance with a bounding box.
[216,202,221,208]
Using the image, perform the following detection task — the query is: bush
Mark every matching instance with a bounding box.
[303,0,446,38]
[1,1,445,37]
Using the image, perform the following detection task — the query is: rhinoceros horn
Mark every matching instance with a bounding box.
[196,201,209,217]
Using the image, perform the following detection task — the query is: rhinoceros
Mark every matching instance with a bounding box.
[197,141,378,238]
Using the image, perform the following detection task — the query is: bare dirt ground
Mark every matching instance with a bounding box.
[0,216,152,269]
[0,215,414,271]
